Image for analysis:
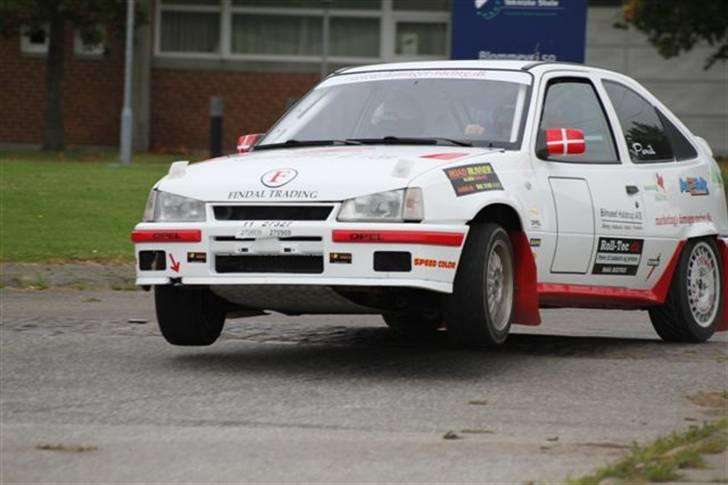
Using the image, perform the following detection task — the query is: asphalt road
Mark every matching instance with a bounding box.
[1,288,726,483]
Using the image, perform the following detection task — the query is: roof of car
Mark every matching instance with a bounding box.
[338,60,617,77]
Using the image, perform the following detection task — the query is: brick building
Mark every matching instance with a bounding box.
[1,0,726,154]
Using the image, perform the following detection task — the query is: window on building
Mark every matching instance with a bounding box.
[538,78,618,163]
[20,24,107,57]
[20,25,49,55]
[160,8,221,53]
[74,25,106,57]
[395,22,447,56]
[157,0,451,62]
[603,80,675,163]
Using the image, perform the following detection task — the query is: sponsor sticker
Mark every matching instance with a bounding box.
[261,168,298,188]
[679,176,709,196]
[228,190,319,200]
[646,254,661,280]
[655,213,713,226]
[592,237,643,276]
[187,252,207,263]
[329,252,352,264]
[599,208,643,231]
[528,208,543,230]
[444,163,503,197]
[630,142,657,158]
[643,173,668,202]
[414,258,457,270]
[529,238,542,248]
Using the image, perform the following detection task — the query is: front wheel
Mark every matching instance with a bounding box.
[443,223,514,347]
[155,285,226,346]
[649,238,723,343]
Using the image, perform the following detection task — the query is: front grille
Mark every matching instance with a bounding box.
[213,205,333,221]
[216,255,324,274]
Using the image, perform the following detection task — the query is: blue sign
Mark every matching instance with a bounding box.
[451,0,587,63]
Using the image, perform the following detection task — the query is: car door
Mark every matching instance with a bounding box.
[530,72,649,287]
[599,77,715,285]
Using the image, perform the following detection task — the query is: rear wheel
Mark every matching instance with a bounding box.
[443,223,514,347]
[382,309,442,336]
[649,238,723,343]
[155,285,226,346]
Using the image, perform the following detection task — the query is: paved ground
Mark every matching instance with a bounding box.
[0,262,135,290]
[1,287,726,483]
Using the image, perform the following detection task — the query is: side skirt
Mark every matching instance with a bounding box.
[537,241,686,311]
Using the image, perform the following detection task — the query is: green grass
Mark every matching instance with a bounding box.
[567,419,728,485]
[0,150,204,262]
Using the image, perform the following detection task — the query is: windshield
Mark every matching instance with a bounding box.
[259,69,532,149]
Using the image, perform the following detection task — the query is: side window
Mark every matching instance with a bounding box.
[603,81,675,163]
[538,79,618,163]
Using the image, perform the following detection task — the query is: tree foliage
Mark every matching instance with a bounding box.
[0,1,145,150]
[0,0,140,42]
[621,0,728,69]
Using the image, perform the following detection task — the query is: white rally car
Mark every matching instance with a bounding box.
[132,60,728,347]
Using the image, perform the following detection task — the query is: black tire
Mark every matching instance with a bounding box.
[443,223,514,347]
[649,238,723,343]
[382,309,442,336]
[155,285,226,346]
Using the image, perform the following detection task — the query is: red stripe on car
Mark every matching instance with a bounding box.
[332,230,464,247]
[131,229,202,243]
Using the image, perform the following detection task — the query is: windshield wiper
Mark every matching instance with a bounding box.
[253,139,362,151]
[347,136,473,147]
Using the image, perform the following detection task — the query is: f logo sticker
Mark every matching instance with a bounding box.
[261,168,298,188]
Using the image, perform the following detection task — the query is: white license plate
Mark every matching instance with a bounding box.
[236,221,293,239]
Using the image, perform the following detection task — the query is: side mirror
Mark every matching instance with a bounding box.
[542,128,586,157]
[237,133,264,153]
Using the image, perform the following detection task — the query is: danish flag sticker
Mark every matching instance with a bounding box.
[545,128,586,156]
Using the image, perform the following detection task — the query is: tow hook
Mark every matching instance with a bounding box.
[170,277,183,287]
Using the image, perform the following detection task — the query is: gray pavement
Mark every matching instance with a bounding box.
[1,287,726,483]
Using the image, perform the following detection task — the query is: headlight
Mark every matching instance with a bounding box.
[143,190,206,222]
[337,188,424,222]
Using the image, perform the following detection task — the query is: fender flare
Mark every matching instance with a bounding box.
[719,237,728,331]
[509,231,541,326]
[465,201,541,326]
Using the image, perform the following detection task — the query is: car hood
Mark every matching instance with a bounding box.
[157,145,501,202]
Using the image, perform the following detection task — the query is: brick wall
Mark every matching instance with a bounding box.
[150,69,318,153]
[0,24,125,146]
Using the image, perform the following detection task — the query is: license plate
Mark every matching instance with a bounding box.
[236,221,293,239]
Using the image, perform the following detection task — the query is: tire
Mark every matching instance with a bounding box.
[154,285,226,346]
[443,223,514,347]
[649,238,723,343]
[382,309,442,336]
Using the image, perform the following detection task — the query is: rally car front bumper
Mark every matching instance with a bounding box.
[132,215,469,294]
